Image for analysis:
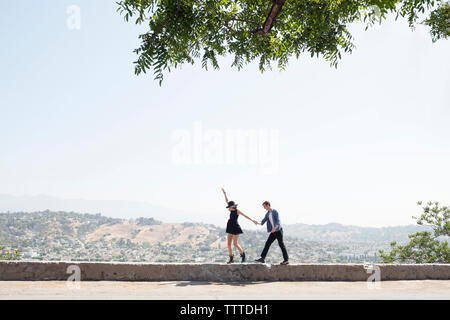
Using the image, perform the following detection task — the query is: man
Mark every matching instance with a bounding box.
[254,201,289,265]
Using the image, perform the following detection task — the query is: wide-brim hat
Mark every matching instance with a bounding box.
[226,201,237,208]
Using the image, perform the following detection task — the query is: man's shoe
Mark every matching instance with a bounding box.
[254,257,265,263]
[280,260,289,265]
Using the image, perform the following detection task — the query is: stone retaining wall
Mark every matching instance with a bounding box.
[0,261,449,281]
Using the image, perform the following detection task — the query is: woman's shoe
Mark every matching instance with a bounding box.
[240,252,246,263]
[227,255,234,264]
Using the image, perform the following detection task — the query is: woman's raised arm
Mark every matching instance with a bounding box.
[221,188,229,204]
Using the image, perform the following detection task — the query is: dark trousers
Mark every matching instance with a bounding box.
[261,229,289,261]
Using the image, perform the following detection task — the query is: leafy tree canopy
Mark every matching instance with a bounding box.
[379,201,450,263]
[117,0,450,84]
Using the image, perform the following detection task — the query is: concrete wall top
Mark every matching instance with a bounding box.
[1,261,449,282]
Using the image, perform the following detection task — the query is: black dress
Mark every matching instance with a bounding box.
[226,209,243,235]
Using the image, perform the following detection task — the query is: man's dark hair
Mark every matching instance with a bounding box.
[262,201,271,207]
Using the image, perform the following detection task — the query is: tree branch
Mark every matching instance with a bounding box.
[251,0,286,37]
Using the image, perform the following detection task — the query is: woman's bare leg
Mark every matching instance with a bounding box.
[233,235,244,255]
[227,233,233,256]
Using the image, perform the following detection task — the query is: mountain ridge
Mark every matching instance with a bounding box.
[0,210,429,263]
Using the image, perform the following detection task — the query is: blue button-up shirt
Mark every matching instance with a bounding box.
[261,209,282,232]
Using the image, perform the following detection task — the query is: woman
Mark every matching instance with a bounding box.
[221,188,258,263]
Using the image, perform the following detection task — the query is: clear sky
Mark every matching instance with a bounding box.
[1,0,449,227]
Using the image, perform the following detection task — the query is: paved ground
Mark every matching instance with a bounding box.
[0,280,449,299]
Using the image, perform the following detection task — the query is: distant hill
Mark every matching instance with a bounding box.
[0,210,225,249]
[283,222,429,243]
[0,193,197,223]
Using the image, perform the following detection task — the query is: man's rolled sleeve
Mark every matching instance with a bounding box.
[261,215,267,225]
